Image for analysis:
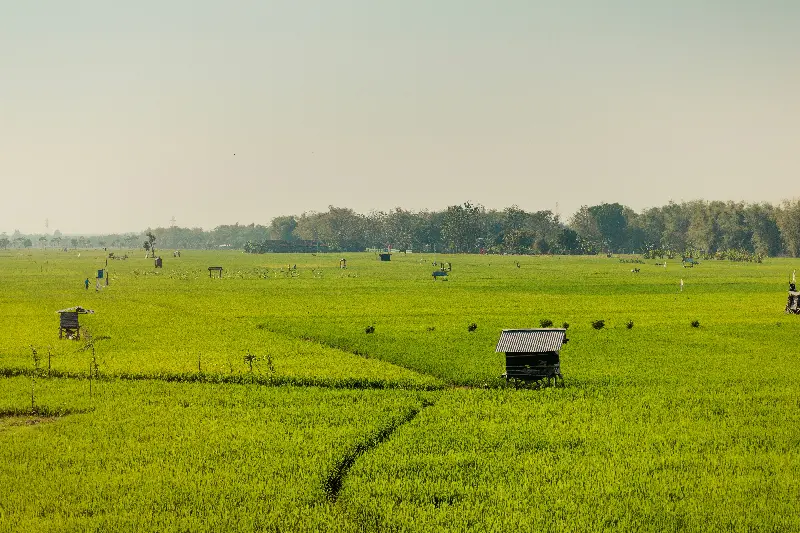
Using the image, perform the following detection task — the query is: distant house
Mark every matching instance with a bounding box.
[495,328,567,385]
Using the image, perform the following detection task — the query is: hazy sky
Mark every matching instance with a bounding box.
[2,1,799,234]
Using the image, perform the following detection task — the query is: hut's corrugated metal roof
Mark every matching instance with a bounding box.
[495,329,566,353]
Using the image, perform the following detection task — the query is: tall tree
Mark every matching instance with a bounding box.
[776,200,800,257]
[569,206,602,254]
[660,202,690,252]
[269,216,298,241]
[587,203,629,252]
[442,202,486,252]
[745,203,782,256]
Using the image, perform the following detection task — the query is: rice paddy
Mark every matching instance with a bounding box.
[1,249,799,532]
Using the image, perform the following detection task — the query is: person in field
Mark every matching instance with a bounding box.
[84,278,90,290]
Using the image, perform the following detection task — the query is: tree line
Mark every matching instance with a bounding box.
[3,199,800,257]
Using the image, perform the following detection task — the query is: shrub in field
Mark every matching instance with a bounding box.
[691,320,700,328]
[365,325,375,334]
[591,320,605,330]
[244,352,256,372]
[626,320,634,329]
[539,319,553,328]
[562,322,569,329]
[467,323,477,332]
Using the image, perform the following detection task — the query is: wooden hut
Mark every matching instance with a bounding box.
[56,306,95,340]
[495,328,567,386]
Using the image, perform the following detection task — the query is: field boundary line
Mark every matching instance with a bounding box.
[323,399,435,502]
[255,326,446,382]
[0,367,445,391]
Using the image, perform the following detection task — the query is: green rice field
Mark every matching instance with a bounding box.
[1,249,799,532]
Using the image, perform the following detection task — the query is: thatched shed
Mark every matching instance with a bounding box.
[495,328,567,385]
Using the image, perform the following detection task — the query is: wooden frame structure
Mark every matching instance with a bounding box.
[56,306,95,340]
[495,328,567,386]
[787,291,800,314]
[208,266,223,278]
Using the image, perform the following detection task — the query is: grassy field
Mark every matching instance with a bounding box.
[1,249,799,532]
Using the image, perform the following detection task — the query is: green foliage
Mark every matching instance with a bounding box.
[1,250,800,531]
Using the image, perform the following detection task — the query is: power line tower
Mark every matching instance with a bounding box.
[170,216,176,228]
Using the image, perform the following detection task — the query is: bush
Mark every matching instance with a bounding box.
[562,322,570,330]
[691,320,700,328]
[591,320,605,330]
[365,325,375,334]
[626,320,634,329]
[539,319,553,328]
[468,323,478,332]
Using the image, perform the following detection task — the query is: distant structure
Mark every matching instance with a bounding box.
[379,253,391,262]
[787,274,799,314]
[57,306,95,340]
[208,266,223,278]
[495,328,568,386]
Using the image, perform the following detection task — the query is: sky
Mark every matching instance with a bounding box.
[2,1,799,234]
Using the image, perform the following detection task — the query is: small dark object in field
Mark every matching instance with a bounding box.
[691,320,700,328]
[592,320,605,330]
[468,323,478,332]
[626,320,634,329]
[365,325,375,334]
[539,319,553,328]
[426,326,436,332]
[562,322,569,329]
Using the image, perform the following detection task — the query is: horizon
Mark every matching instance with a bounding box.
[1,195,796,237]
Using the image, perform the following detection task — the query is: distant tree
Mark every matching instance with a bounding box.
[23,238,32,248]
[715,201,750,251]
[569,206,602,253]
[587,203,629,252]
[0,236,9,249]
[70,238,79,248]
[660,202,690,252]
[555,228,580,254]
[745,203,782,256]
[686,200,718,253]
[144,231,156,254]
[442,202,486,252]
[268,216,298,241]
[38,236,48,248]
[776,199,800,257]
